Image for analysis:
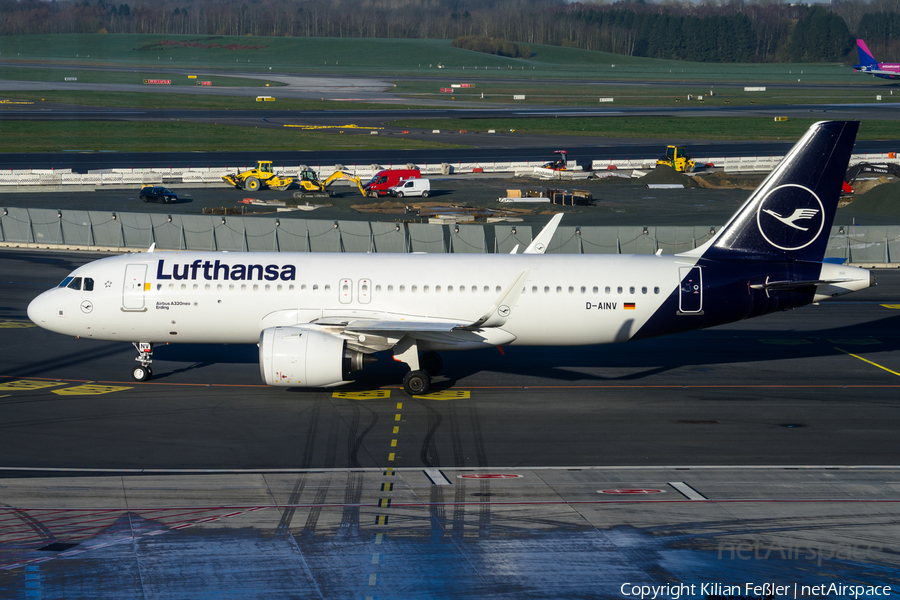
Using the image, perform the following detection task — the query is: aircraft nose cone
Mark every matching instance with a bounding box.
[27,291,51,326]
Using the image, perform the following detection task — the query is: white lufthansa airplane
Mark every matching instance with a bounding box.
[28,121,874,394]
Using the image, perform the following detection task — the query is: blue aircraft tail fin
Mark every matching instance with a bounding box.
[689,121,858,264]
[856,39,879,67]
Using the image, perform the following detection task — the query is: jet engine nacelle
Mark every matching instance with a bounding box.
[259,325,370,387]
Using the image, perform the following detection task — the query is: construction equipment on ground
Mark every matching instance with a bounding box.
[542,150,568,171]
[222,161,294,191]
[843,161,900,194]
[292,168,368,199]
[657,146,696,173]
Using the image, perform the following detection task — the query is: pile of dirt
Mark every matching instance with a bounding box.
[840,179,900,216]
[638,166,698,188]
[849,176,893,196]
[693,171,766,190]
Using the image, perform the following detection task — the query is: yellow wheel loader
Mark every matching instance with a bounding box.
[222,161,294,191]
[656,146,696,173]
[292,168,368,199]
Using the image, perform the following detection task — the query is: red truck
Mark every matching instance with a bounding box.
[364,169,421,197]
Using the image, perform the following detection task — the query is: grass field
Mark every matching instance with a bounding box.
[0,66,277,87]
[394,81,892,107]
[389,117,900,141]
[0,90,411,111]
[0,34,874,85]
[0,121,464,153]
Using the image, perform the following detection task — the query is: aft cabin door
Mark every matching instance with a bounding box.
[123,264,148,311]
[678,266,703,314]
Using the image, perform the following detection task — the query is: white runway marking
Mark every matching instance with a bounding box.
[669,481,707,500]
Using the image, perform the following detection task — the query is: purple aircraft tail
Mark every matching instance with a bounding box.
[857,39,878,67]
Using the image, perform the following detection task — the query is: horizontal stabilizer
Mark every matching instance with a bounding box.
[750,278,854,291]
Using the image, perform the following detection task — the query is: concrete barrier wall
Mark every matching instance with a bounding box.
[11,151,900,188]
[1,209,897,264]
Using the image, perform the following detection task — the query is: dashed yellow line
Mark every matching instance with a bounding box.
[835,347,900,378]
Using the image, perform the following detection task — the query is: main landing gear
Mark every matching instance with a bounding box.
[132,342,153,382]
[395,337,443,395]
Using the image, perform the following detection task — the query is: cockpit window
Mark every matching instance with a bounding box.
[66,277,82,290]
[58,276,74,288]
[83,278,94,291]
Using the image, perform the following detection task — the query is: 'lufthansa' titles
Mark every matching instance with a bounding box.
[156,259,296,281]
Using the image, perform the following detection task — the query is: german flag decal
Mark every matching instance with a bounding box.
[624,302,636,310]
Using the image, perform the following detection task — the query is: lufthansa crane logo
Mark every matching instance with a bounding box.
[756,184,825,251]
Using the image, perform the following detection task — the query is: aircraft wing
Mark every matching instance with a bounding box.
[344,320,463,333]
[310,269,531,352]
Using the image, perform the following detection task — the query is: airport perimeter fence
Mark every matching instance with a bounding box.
[1,153,898,187]
[1,208,897,265]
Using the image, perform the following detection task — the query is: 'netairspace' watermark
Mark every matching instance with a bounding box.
[717,541,884,566]
[619,582,893,600]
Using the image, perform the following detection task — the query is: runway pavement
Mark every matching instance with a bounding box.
[1,467,899,598]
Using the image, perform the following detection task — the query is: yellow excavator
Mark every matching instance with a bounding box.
[656,146,696,173]
[293,168,367,199]
[222,161,294,191]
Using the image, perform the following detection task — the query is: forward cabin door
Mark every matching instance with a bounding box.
[123,264,148,311]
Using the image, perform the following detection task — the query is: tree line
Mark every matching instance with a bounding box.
[4,0,900,63]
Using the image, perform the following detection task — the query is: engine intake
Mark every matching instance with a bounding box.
[259,326,372,387]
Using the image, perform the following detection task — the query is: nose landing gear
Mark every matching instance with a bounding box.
[132,342,154,381]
